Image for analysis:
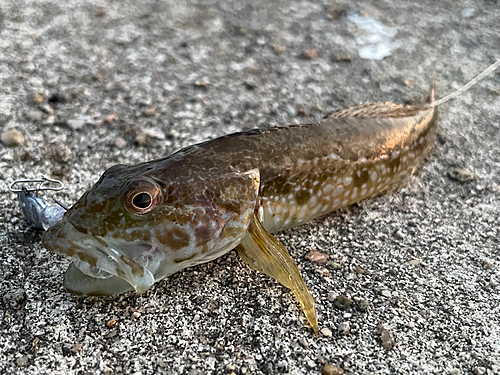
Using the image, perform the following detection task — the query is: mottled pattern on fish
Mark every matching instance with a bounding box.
[43,98,437,334]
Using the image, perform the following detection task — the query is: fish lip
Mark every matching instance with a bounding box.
[42,219,155,294]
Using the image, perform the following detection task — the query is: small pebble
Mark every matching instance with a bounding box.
[27,110,43,121]
[333,295,352,309]
[306,250,329,264]
[448,167,475,183]
[42,115,56,126]
[461,7,476,18]
[33,93,44,104]
[329,262,341,269]
[22,61,36,73]
[404,76,416,87]
[297,108,309,117]
[135,134,147,146]
[378,324,396,351]
[67,119,86,130]
[303,48,319,60]
[490,275,498,288]
[316,355,326,365]
[332,52,352,62]
[132,311,141,319]
[298,337,309,348]
[322,364,344,375]
[356,298,370,311]
[104,329,118,339]
[106,318,117,328]
[409,259,422,267]
[39,103,55,115]
[320,327,333,337]
[380,290,392,298]
[337,321,350,336]
[194,79,210,89]
[1,129,24,147]
[95,8,106,17]
[32,337,40,349]
[143,107,155,117]
[482,259,492,269]
[114,137,127,149]
[16,355,30,367]
[245,65,261,75]
[325,4,345,20]
[71,343,83,353]
[327,291,337,302]
[103,113,119,124]
[272,44,285,55]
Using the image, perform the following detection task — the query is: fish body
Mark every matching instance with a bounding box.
[43,98,437,334]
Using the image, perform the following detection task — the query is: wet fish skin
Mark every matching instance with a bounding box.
[42,98,437,335]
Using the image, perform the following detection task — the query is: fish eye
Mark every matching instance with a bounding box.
[132,192,152,209]
[124,179,161,215]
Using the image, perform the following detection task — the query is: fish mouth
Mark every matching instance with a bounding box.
[42,219,155,296]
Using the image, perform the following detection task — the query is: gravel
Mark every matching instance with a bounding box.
[1,0,499,374]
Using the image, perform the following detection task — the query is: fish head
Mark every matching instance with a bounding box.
[42,163,260,295]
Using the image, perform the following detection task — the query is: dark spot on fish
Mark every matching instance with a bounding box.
[86,199,107,214]
[116,268,126,279]
[72,223,88,235]
[195,226,213,246]
[156,227,190,251]
[222,226,244,241]
[218,200,241,214]
[295,190,311,206]
[280,182,293,195]
[163,185,176,204]
[77,252,97,267]
[388,157,400,174]
[120,255,144,277]
[353,168,369,188]
[130,229,151,243]
[90,225,107,237]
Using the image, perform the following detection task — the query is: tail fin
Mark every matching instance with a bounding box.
[431,58,500,108]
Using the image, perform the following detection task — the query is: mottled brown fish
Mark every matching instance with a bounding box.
[42,59,500,335]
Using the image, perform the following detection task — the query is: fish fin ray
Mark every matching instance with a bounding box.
[236,213,318,336]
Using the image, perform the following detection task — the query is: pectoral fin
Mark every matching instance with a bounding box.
[236,213,318,335]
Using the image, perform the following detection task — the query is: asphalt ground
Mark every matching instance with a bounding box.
[0,1,499,374]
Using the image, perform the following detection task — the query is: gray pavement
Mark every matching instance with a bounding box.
[0,0,499,374]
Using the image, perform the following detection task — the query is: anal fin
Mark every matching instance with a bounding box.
[236,213,318,335]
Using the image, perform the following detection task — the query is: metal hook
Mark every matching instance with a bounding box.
[8,175,65,193]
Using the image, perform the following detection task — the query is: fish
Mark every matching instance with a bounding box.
[42,59,500,335]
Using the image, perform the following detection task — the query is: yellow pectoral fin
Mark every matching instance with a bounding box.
[236,214,318,336]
